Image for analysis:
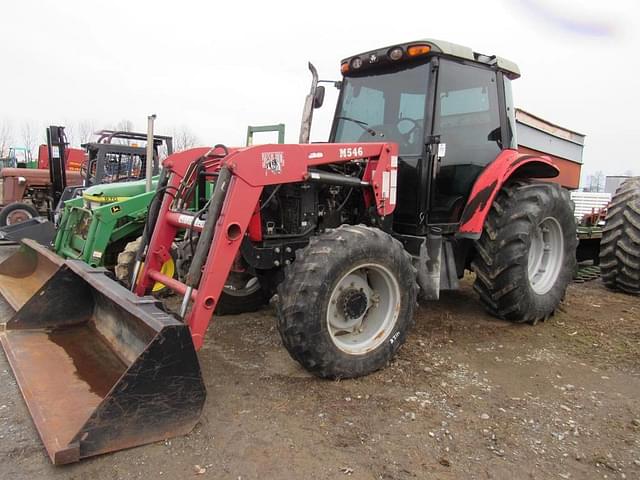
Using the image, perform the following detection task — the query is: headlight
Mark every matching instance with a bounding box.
[388,47,403,61]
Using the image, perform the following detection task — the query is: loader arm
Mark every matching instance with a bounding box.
[136,142,399,349]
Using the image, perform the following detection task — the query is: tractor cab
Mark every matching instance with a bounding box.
[8,147,36,169]
[81,130,173,187]
[331,39,520,232]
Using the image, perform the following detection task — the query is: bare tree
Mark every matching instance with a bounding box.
[78,120,96,144]
[586,170,606,192]
[64,121,76,147]
[114,119,135,145]
[21,121,38,157]
[116,119,134,132]
[0,119,13,157]
[171,125,200,152]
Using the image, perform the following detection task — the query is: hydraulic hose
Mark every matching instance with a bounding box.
[130,168,169,290]
[184,166,232,288]
[136,168,169,263]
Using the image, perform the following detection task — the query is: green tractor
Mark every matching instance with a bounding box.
[54,178,158,267]
[53,124,286,298]
[51,130,172,271]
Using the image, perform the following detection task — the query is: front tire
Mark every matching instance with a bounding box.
[276,225,418,379]
[0,202,40,227]
[600,177,640,294]
[116,236,176,295]
[472,180,577,323]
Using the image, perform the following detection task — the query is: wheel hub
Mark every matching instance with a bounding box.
[339,289,368,320]
[528,216,564,295]
[7,209,32,225]
[326,265,401,355]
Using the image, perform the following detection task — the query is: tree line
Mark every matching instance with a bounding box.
[0,118,200,158]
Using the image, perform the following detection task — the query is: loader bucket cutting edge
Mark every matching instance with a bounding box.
[0,256,206,464]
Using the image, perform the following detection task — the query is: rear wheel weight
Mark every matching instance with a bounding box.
[276,224,418,379]
[599,177,640,294]
[0,202,40,227]
[472,180,577,323]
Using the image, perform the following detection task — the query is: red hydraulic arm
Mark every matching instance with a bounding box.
[135,142,399,350]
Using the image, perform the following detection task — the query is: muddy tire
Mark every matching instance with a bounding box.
[0,202,40,227]
[276,225,418,379]
[115,237,145,288]
[600,177,640,294]
[472,180,577,323]
[116,237,176,295]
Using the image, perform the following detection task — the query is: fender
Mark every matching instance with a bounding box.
[457,149,559,239]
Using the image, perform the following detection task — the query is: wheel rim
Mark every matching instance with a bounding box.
[326,263,400,355]
[151,257,176,293]
[6,209,34,225]
[528,216,564,295]
[223,272,261,297]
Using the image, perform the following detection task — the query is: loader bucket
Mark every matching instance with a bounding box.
[0,217,56,246]
[0,239,64,311]
[0,244,206,464]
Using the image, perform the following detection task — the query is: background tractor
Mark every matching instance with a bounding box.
[0,146,37,171]
[599,177,640,294]
[0,128,171,244]
[52,130,174,269]
[0,39,578,464]
[0,128,84,229]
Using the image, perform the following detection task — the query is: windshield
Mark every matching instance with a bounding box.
[332,61,430,155]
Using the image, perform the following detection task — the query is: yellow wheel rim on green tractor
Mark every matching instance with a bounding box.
[147,257,176,293]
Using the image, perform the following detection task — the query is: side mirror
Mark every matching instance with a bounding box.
[313,86,325,109]
[487,127,501,142]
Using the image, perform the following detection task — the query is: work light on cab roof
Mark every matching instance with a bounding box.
[340,39,520,79]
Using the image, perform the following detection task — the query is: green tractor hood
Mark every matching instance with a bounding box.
[83,176,159,203]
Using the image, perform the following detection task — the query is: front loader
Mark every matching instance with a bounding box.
[1,39,577,464]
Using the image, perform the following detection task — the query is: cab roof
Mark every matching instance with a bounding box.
[342,38,521,79]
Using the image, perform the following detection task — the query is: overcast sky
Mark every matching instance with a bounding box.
[2,0,638,181]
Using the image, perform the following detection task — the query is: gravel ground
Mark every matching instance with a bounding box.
[0,244,638,480]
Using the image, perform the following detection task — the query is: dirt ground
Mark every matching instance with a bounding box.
[0,245,638,480]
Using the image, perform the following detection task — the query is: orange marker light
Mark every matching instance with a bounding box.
[407,44,431,57]
[341,62,349,73]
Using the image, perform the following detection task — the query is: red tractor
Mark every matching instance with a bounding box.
[135,39,576,374]
[0,39,577,463]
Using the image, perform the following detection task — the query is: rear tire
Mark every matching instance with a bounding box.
[215,272,268,315]
[472,180,577,323]
[0,202,40,227]
[600,177,640,294]
[276,225,418,379]
[174,239,268,315]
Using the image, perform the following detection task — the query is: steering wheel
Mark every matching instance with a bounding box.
[396,118,423,149]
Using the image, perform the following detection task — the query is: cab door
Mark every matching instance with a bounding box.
[428,59,503,224]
